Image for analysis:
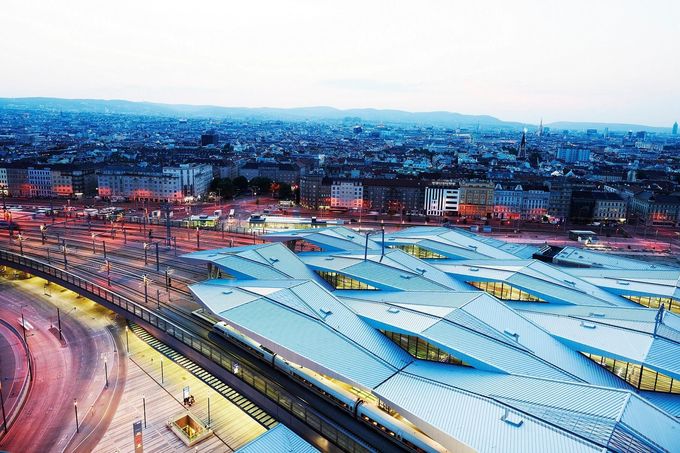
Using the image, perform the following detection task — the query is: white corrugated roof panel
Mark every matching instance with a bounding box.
[236,424,319,453]
[374,371,606,453]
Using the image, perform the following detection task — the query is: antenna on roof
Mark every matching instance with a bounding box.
[364,231,369,261]
[381,220,385,258]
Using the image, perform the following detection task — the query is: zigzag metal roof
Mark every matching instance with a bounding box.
[182,226,680,452]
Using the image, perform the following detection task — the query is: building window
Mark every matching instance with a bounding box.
[389,244,446,259]
[622,295,679,314]
[381,330,470,366]
[467,281,545,302]
[582,352,680,394]
[315,271,378,290]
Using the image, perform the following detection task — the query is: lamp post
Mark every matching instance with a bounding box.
[143,243,149,266]
[155,242,159,272]
[142,395,147,428]
[105,259,111,286]
[196,227,200,249]
[74,399,79,433]
[62,240,68,270]
[17,234,24,256]
[91,232,96,253]
[104,356,109,388]
[125,325,129,353]
[143,274,149,305]
[103,240,107,259]
[57,307,63,341]
[20,309,27,343]
[160,359,164,384]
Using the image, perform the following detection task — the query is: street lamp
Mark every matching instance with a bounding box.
[62,241,68,270]
[143,274,149,305]
[105,259,111,286]
[74,399,79,433]
[57,307,63,341]
[142,394,147,428]
[17,234,24,256]
[20,305,28,343]
[164,267,173,292]
[104,356,109,388]
[196,227,200,249]
[143,242,149,266]
[125,325,129,353]
[91,232,96,254]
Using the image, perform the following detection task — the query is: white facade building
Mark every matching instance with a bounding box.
[330,181,363,209]
[424,186,459,216]
[98,164,213,202]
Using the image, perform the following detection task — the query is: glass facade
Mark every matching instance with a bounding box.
[622,295,680,314]
[582,352,680,394]
[389,244,446,259]
[467,280,545,302]
[315,271,378,290]
[381,330,469,366]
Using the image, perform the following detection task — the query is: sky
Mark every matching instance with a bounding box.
[2,0,679,126]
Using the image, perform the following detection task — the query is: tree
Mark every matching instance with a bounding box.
[233,176,249,193]
[277,182,293,200]
[249,177,272,195]
[209,178,235,199]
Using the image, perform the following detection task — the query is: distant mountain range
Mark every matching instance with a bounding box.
[0,97,672,133]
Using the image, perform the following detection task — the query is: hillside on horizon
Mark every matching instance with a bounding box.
[0,97,672,133]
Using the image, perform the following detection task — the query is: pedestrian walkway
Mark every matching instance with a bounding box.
[131,324,278,429]
[94,323,268,453]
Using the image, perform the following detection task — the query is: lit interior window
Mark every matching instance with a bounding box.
[467,281,546,302]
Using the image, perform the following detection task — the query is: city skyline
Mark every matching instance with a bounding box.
[2,0,679,126]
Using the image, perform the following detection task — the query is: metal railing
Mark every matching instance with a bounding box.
[0,249,373,453]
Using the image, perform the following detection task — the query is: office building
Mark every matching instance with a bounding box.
[97,164,212,202]
[556,148,591,163]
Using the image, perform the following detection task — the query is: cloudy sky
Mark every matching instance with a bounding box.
[2,0,678,125]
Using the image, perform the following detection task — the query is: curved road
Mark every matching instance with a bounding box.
[0,279,125,453]
[0,311,29,436]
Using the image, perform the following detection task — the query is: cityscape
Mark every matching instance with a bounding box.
[1,1,680,453]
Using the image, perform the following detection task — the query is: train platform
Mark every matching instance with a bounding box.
[94,322,269,453]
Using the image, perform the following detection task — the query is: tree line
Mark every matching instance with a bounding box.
[209,176,295,200]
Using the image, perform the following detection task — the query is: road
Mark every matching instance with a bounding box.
[0,278,122,453]
[0,305,30,436]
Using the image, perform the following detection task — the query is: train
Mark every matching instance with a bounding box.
[212,321,448,453]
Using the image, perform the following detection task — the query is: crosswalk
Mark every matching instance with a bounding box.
[130,323,278,430]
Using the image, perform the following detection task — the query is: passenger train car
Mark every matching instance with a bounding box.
[212,320,448,453]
